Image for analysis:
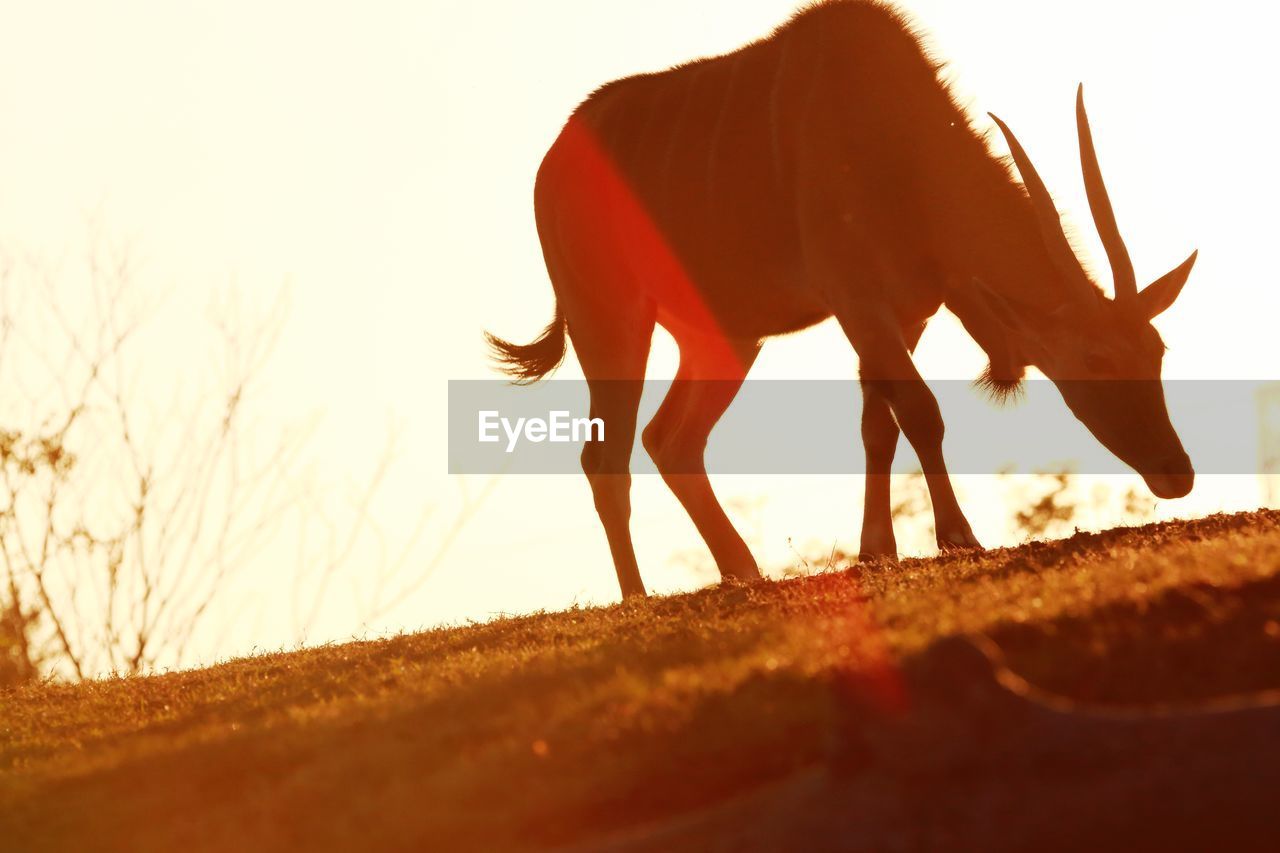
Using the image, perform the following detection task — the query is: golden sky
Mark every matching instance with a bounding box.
[1,1,1275,665]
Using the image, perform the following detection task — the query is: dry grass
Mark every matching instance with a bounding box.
[3,510,1279,851]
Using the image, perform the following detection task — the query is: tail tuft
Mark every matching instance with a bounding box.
[484,307,567,384]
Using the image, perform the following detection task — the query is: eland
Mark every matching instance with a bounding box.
[486,0,1197,598]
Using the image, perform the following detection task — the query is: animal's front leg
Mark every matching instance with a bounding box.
[885,378,980,551]
[890,379,980,551]
[858,322,931,561]
[840,310,982,554]
[858,388,899,561]
[928,478,982,552]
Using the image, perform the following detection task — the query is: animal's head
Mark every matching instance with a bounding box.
[978,86,1197,499]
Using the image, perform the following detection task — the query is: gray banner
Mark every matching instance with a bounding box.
[448,379,1280,476]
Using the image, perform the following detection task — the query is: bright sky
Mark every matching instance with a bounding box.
[1,1,1276,668]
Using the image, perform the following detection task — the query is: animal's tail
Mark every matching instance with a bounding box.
[484,304,568,384]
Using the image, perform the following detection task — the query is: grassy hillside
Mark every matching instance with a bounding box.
[4,510,1280,851]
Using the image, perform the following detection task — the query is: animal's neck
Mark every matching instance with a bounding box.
[946,291,1029,384]
[940,175,1072,381]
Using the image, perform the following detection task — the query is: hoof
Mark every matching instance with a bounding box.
[936,530,982,552]
[720,565,763,585]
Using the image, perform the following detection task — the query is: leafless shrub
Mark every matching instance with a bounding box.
[0,237,480,684]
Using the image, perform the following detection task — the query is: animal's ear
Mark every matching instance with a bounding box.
[1137,250,1197,319]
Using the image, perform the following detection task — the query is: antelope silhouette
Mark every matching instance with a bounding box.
[487,0,1197,598]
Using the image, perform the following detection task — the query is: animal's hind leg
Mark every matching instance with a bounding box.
[642,335,761,583]
[570,303,655,600]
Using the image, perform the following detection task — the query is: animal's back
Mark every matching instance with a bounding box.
[536,0,983,339]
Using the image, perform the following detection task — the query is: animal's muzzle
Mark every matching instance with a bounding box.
[1142,453,1195,499]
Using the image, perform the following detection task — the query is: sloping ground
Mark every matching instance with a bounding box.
[3,510,1280,851]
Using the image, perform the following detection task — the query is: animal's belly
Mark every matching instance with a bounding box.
[652,272,828,341]
[615,225,825,340]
